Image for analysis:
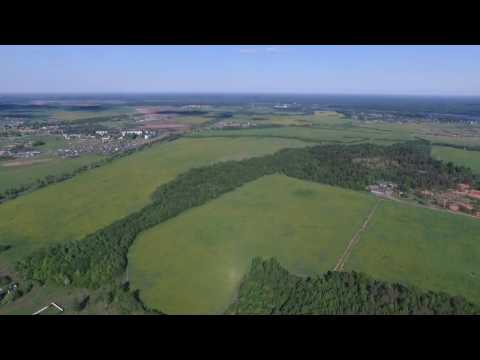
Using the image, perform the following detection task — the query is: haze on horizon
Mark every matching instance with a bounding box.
[1,45,480,96]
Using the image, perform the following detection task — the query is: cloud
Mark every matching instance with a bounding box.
[238,48,258,54]
[265,46,281,52]
[237,46,286,54]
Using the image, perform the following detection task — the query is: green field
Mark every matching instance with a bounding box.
[0,137,308,267]
[52,107,135,122]
[217,111,351,127]
[0,135,103,192]
[431,146,480,174]
[0,154,103,192]
[129,175,377,314]
[190,122,416,145]
[345,200,480,303]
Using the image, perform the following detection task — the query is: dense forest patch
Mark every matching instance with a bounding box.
[226,258,480,315]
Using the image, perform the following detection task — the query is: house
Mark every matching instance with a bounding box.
[457,183,471,192]
[420,190,434,197]
[121,130,143,136]
[468,190,480,200]
[458,202,474,212]
[449,204,460,212]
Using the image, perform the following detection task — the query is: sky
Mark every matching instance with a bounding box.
[0,45,479,96]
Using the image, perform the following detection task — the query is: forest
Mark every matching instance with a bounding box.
[226,258,480,315]
[15,140,477,289]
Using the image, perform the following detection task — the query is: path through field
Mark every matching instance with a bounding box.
[333,199,381,271]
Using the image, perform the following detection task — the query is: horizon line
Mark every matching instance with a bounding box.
[1,91,480,98]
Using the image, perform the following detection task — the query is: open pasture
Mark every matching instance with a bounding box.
[0,154,103,192]
[0,137,308,266]
[190,123,416,144]
[128,174,377,314]
[431,146,480,174]
[345,199,480,304]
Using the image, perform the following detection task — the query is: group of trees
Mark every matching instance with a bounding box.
[16,140,478,292]
[32,140,46,147]
[226,258,480,315]
[0,244,11,253]
[273,139,475,192]
[67,283,162,315]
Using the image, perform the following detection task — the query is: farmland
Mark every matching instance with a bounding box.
[0,137,308,267]
[431,145,480,174]
[0,154,104,192]
[128,174,377,314]
[128,172,480,313]
[190,126,413,145]
[52,106,135,123]
[189,112,480,148]
[345,199,480,304]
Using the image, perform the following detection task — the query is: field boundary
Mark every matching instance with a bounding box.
[188,133,367,144]
[333,199,381,271]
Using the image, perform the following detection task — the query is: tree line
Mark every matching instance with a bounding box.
[226,258,480,315]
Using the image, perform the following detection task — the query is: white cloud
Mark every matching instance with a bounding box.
[238,48,258,54]
[237,46,286,54]
[265,46,281,52]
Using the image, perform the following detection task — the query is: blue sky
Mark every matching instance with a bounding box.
[1,45,479,95]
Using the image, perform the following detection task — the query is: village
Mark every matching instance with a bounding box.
[0,120,167,160]
[211,120,258,130]
[418,183,480,217]
[367,181,480,218]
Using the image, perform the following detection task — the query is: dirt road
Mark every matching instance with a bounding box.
[333,199,381,272]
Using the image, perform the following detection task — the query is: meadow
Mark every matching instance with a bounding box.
[189,112,480,149]
[345,199,480,304]
[0,137,309,268]
[190,117,418,145]
[431,146,480,174]
[51,106,135,122]
[0,154,103,192]
[128,174,377,314]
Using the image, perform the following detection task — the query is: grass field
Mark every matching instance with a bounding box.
[52,107,135,122]
[431,146,480,174]
[0,154,104,192]
[0,137,309,268]
[189,116,480,149]
[190,122,416,145]
[128,175,377,314]
[174,115,211,125]
[345,199,480,304]
[0,134,105,192]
